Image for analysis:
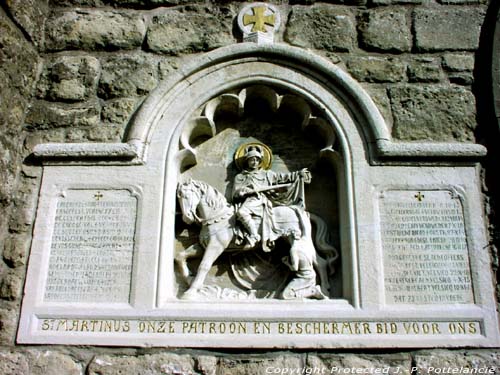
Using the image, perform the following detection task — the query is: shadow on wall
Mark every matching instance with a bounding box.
[474,0,500,300]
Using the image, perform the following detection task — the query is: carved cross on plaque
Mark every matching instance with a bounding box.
[94,191,104,201]
[414,192,425,202]
[243,6,276,33]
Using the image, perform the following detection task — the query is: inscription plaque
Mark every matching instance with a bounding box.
[38,318,481,337]
[44,189,137,303]
[381,190,474,304]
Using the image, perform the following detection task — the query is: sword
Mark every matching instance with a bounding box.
[252,183,293,194]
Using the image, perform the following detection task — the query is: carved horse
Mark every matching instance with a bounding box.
[176,179,338,300]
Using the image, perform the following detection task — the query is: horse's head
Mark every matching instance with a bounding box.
[177,179,201,225]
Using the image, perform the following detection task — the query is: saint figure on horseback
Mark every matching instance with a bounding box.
[233,144,311,253]
[175,142,338,300]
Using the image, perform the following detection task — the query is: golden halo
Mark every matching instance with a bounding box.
[234,142,273,171]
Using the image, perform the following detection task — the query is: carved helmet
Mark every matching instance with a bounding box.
[244,145,263,160]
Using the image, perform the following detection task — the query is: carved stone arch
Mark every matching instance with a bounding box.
[127,43,389,164]
[129,44,389,305]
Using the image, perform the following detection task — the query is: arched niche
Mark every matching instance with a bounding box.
[175,85,344,300]
[125,43,389,306]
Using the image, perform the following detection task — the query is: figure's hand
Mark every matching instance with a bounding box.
[299,168,312,184]
[239,186,254,197]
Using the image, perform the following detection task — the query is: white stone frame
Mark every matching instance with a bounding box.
[131,44,376,307]
[19,43,499,348]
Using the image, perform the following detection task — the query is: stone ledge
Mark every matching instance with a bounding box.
[376,140,487,160]
[32,142,139,163]
[31,140,487,165]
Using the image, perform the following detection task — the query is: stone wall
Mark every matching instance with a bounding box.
[0,1,45,348]
[1,0,500,373]
[23,0,489,144]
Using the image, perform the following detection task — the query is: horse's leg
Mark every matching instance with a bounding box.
[175,242,204,281]
[288,239,300,272]
[182,240,226,299]
[314,253,331,296]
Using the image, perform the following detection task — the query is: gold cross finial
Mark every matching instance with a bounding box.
[243,6,275,33]
[414,192,425,202]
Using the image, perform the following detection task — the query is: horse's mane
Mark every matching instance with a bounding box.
[189,179,229,210]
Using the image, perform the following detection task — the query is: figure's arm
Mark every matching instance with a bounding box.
[235,186,254,198]
[232,175,255,201]
[299,168,312,184]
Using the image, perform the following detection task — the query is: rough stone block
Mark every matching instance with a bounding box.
[413,7,486,52]
[86,126,124,142]
[414,350,500,374]
[408,58,443,82]
[7,184,39,233]
[346,56,406,83]
[98,55,158,99]
[88,353,202,375]
[442,54,475,72]
[35,125,122,143]
[26,351,82,375]
[159,58,180,80]
[389,85,476,142]
[102,98,142,125]
[0,308,18,345]
[448,72,474,85]
[0,96,28,211]
[308,353,412,374]
[290,0,368,3]
[107,0,200,5]
[219,354,302,375]
[442,54,475,85]
[372,0,422,4]
[289,0,317,3]
[0,132,22,207]
[359,8,411,53]
[0,13,40,99]
[3,0,49,47]
[3,233,31,268]
[0,271,23,301]
[50,0,104,5]
[196,355,217,375]
[146,7,234,55]
[0,352,29,375]
[45,10,146,51]
[438,0,482,3]
[25,100,101,129]
[8,206,34,234]
[0,81,29,136]
[37,56,100,102]
[285,5,356,52]
[24,132,66,151]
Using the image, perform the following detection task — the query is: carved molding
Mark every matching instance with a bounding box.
[178,86,338,169]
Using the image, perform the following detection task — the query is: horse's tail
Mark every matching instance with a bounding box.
[309,213,339,274]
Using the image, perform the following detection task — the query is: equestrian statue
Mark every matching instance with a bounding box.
[176,143,338,300]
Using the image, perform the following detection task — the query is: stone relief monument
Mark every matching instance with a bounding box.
[176,142,337,300]
[16,3,500,348]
